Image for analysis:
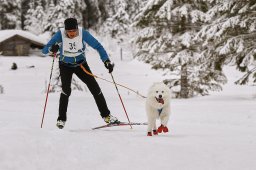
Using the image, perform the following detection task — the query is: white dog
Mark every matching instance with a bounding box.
[146,82,170,136]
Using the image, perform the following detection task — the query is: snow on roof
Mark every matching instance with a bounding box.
[0,29,47,45]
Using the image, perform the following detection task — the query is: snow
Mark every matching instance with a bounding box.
[180,32,192,48]
[0,51,256,170]
[0,30,47,45]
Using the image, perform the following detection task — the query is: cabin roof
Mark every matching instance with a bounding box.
[0,30,47,46]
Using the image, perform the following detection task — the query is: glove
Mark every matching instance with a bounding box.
[104,59,114,73]
[50,44,59,53]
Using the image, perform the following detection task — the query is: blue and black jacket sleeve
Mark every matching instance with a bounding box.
[82,29,109,62]
[42,31,62,55]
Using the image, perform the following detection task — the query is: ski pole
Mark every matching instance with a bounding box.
[110,73,132,129]
[40,53,57,128]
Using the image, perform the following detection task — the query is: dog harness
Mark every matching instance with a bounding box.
[158,108,163,115]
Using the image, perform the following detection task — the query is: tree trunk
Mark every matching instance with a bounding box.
[180,64,189,98]
[83,0,101,29]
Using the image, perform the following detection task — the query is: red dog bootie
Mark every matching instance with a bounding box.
[153,130,158,135]
[157,125,164,133]
[147,132,152,136]
[163,126,169,133]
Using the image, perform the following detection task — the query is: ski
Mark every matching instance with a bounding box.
[92,122,148,130]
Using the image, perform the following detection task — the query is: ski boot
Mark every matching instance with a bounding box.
[56,120,65,129]
[103,114,120,124]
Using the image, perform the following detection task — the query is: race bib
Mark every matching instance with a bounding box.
[60,27,83,57]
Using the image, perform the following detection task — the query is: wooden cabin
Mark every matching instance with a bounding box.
[0,30,46,56]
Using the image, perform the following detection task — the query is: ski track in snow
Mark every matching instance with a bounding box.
[0,54,255,170]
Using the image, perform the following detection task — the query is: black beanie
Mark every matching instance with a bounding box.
[64,18,78,30]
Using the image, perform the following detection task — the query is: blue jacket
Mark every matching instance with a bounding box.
[42,28,109,65]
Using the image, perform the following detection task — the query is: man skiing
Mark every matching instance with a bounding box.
[42,18,119,129]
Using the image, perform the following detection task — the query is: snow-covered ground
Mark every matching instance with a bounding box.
[0,51,255,170]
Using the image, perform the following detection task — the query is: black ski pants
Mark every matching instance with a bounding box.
[58,61,110,121]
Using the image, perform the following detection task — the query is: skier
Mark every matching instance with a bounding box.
[42,18,119,129]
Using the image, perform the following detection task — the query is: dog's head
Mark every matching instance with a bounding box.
[147,82,170,107]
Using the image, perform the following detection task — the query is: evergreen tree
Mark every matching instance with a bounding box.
[0,0,21,29]
[44,0,86,34]
[197,0,256,85]
[99,0,148,39]
[83,0,100,29]
[24,0,45,34]
[99,0,130,39]
[43,0,56,33]
[126,0,148,21]
[21,0,31,29]
[133,0,226,98]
